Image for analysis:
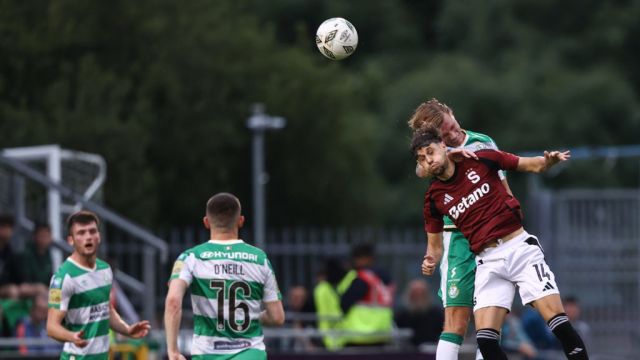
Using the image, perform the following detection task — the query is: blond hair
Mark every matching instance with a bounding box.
[407,98,452,132]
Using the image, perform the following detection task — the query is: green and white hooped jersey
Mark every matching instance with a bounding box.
[169,239,282,357]
[443,130,505,230]
[48,258,113,360]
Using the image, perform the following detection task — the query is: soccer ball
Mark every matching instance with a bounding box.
[315,18,358,60]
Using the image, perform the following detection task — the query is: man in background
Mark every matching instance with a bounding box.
[21,223,54,286]
[340,243,394,347]
[394,278,444,347]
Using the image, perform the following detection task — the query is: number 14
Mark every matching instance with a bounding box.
[533,263,551,282]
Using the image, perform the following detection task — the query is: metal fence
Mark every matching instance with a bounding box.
[3,150,638,359]
[528,188,640,359]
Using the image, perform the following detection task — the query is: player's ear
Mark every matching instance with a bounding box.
[237,215,245,229]
[66,235,74,246]
[203,216,210,230]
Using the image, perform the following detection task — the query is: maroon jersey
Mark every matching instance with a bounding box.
[424,149,523,253]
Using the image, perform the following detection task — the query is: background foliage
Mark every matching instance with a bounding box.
[1,0,639,227]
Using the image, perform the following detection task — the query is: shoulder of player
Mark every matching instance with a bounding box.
[464,130,496,144]
[95,258,111,271]
[235,241,271,263]
[53,259,81,279]
[474,148,503,160]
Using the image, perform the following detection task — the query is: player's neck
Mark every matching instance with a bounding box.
[436,160,456,181]
[451,130,466,147]
[210,230,240,241]
[70,252,97,270]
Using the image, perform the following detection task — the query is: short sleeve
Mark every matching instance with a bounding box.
[486,140,507,180]
[263,258,282,302]
[496,151,519,170]
[477,150,519,171]
[49,274,72,311]
[478,138,507,180]
[424,193,444,234]
[168,252,193,285]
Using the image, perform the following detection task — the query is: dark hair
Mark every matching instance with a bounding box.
[410,127,443,156]
[351,243,375,260]
[0,214,15,227]
[324,258,347,285]
[206,193,241,230]
[34,222,51,233]
[66,211,100,234]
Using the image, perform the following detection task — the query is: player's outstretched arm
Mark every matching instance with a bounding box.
[165,279,188,360]
[47,308,88,347]
[516,150,571,173]
[422,232,444,276]
[109,304,150,338]
[260,300,285,327]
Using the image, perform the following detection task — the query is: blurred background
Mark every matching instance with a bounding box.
[1,0,639,359]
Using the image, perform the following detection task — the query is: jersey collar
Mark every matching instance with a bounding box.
[447,130,468,151]
[67,257,98,272]
[458,130,469,148]
[208,239,244,245]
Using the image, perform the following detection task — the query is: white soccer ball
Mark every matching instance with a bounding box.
[315,17,358,60]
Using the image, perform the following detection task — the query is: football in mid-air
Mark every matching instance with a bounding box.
[315,17,358,60]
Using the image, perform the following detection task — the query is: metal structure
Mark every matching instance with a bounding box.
[2,145,106,268]
[0,150,168,324]
[246,103,286,249]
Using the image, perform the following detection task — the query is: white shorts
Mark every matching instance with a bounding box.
[473,230,560,312]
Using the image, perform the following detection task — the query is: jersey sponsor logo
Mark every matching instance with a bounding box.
[450,267,457,279]
[213,340,251,350]
[89,303,109,321]
[49,288,62,305]
[200,251,258,262]
[443,194,454,205]
[448,183,491,220]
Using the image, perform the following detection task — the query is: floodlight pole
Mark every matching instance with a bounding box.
[247,104,286,250]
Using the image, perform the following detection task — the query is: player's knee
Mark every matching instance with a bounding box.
[444,308,471,335]
[444,319,468,335]
[476,328,507,360]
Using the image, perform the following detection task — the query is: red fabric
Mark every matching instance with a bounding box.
[16,322,27,354]
[357,270,393,307]
[424,150,522,253]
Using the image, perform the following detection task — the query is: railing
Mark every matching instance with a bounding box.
[0,154,168,324]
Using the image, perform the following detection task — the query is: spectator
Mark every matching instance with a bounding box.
[284,286,316,351]
[0,215,47,300]
[21,223,54,286]
[15,292,62,355]
[563,296,591,349]
[314,258,348,350]
[394,279,444,346]
[340,243,395,347]
[0,214,22,299]
[521,306,561,351]
[286,286,315,326]
[501,312,538,359]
